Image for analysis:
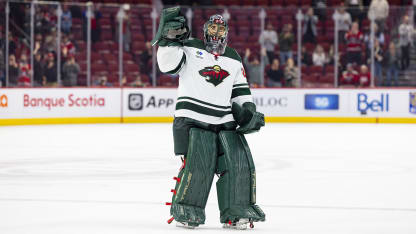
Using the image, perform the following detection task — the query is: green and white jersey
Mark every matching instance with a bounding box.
[157,38,252,125]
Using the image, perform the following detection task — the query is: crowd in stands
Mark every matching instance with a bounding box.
[251,0,416,88]
[0,1,152,87]
[0,0,415,88]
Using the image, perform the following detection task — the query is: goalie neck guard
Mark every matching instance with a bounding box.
[203,14,229,55]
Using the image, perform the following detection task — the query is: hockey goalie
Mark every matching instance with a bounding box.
[152,6,266,229]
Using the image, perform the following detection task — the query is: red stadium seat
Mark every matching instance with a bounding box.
[319,74,335,83]
[286,0,299,6]
[270,0,285,6]
[310,65,324,75]
[257,0,269,6]
[302,74,317,83]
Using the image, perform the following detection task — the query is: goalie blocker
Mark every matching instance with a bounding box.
[168,119,265,227]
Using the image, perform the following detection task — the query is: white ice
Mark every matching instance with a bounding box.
[0,123,415,234]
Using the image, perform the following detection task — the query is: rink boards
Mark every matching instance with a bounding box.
[0,88,415,125]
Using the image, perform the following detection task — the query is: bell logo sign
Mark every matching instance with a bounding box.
[0,94,7,107]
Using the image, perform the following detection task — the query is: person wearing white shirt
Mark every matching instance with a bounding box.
[398,15,415,70]
[368,0,389,32]
[333,4,352,43]
[312,45,328,66]
[259,23,278,62]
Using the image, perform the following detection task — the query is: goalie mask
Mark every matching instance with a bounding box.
[203,15,228,55]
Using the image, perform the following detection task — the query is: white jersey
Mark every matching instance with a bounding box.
[157,38,253,125]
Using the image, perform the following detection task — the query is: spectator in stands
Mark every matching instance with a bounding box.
[116,5,132,52]
[0,50,4,87]
[368,0,389,32]
[345,22,364,65]
[312,45,328,66]
[61,5,72,34]
[243,48,269,87]
[346,0,364,25]
[42,53,57,87]
[8,54,20,87]
[358,64,371,87]
[121,75,128,87]
[301,45,313,66]
[130,74,146,87]
[364,23,384,61]
[302,7,319,44]
[384,42,400,86]
[267,58,285,87]
[34,39,44,57]
[61,35,76,62]
[340,63,359,86]
[333,3,352,43]
[96,76,112,87]
[327,45,335,65]
[140,42,152,72]
[8,32,17,55]
[399,15,414,71]
[43,6,58,34]
[34,53,44,87]
[83,3,102,43]
[259,23,278,62]
[284,58,299,87]
[44,30,57,53]
[279,24,294,65]
[313,0,327,21]
[18,54,31,87]
[62,55,80,87]
[373,39,384,86]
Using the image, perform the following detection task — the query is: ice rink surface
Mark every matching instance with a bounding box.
[0,123,416,234]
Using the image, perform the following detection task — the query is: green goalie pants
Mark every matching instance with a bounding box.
[170,118,265,225]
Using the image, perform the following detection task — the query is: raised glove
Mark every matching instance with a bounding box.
[151,6,190,47]
[232,102,265,134]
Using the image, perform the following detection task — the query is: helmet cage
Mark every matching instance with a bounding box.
[203,15,228,55]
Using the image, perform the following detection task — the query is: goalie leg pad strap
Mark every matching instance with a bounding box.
[170,128,218,225]
[216,131,266,223]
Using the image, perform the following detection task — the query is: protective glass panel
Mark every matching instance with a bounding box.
[0,2,5,87]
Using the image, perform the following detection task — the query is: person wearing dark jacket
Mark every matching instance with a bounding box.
[384,42,400,86]
[302,8,319,44]
[62,56,80,87]
[267,58,285,87]
[42,53,57,86]
[301,45,313,66]
[279,24,295,65]
[8,54,20,87]
[33,53,44,86]
[373,39,383,86]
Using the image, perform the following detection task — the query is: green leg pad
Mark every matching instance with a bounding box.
[217,131,266,223]
[170,128,218,225]
[170,203,205,226]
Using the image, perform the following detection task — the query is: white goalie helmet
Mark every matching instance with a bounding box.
[203,14,229,55]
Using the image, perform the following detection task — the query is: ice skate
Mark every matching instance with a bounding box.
[223,218,252,230]
[175,221,198,229]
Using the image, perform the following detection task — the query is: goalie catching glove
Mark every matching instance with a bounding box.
[232,102,265,134]
[151,6,190,47]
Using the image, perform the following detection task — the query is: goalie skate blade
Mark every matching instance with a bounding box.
[222,218,249,230]
[176,222,197,229]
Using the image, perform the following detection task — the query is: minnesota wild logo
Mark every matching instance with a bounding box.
[199,65,230,86]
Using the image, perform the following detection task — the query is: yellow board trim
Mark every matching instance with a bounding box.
[378,117,416,124]
[0,116,415,126]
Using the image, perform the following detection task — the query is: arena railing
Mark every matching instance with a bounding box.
[0,2,414,88]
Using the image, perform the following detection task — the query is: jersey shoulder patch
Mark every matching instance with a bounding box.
[184,38,206,50]
[223,46,242,63]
